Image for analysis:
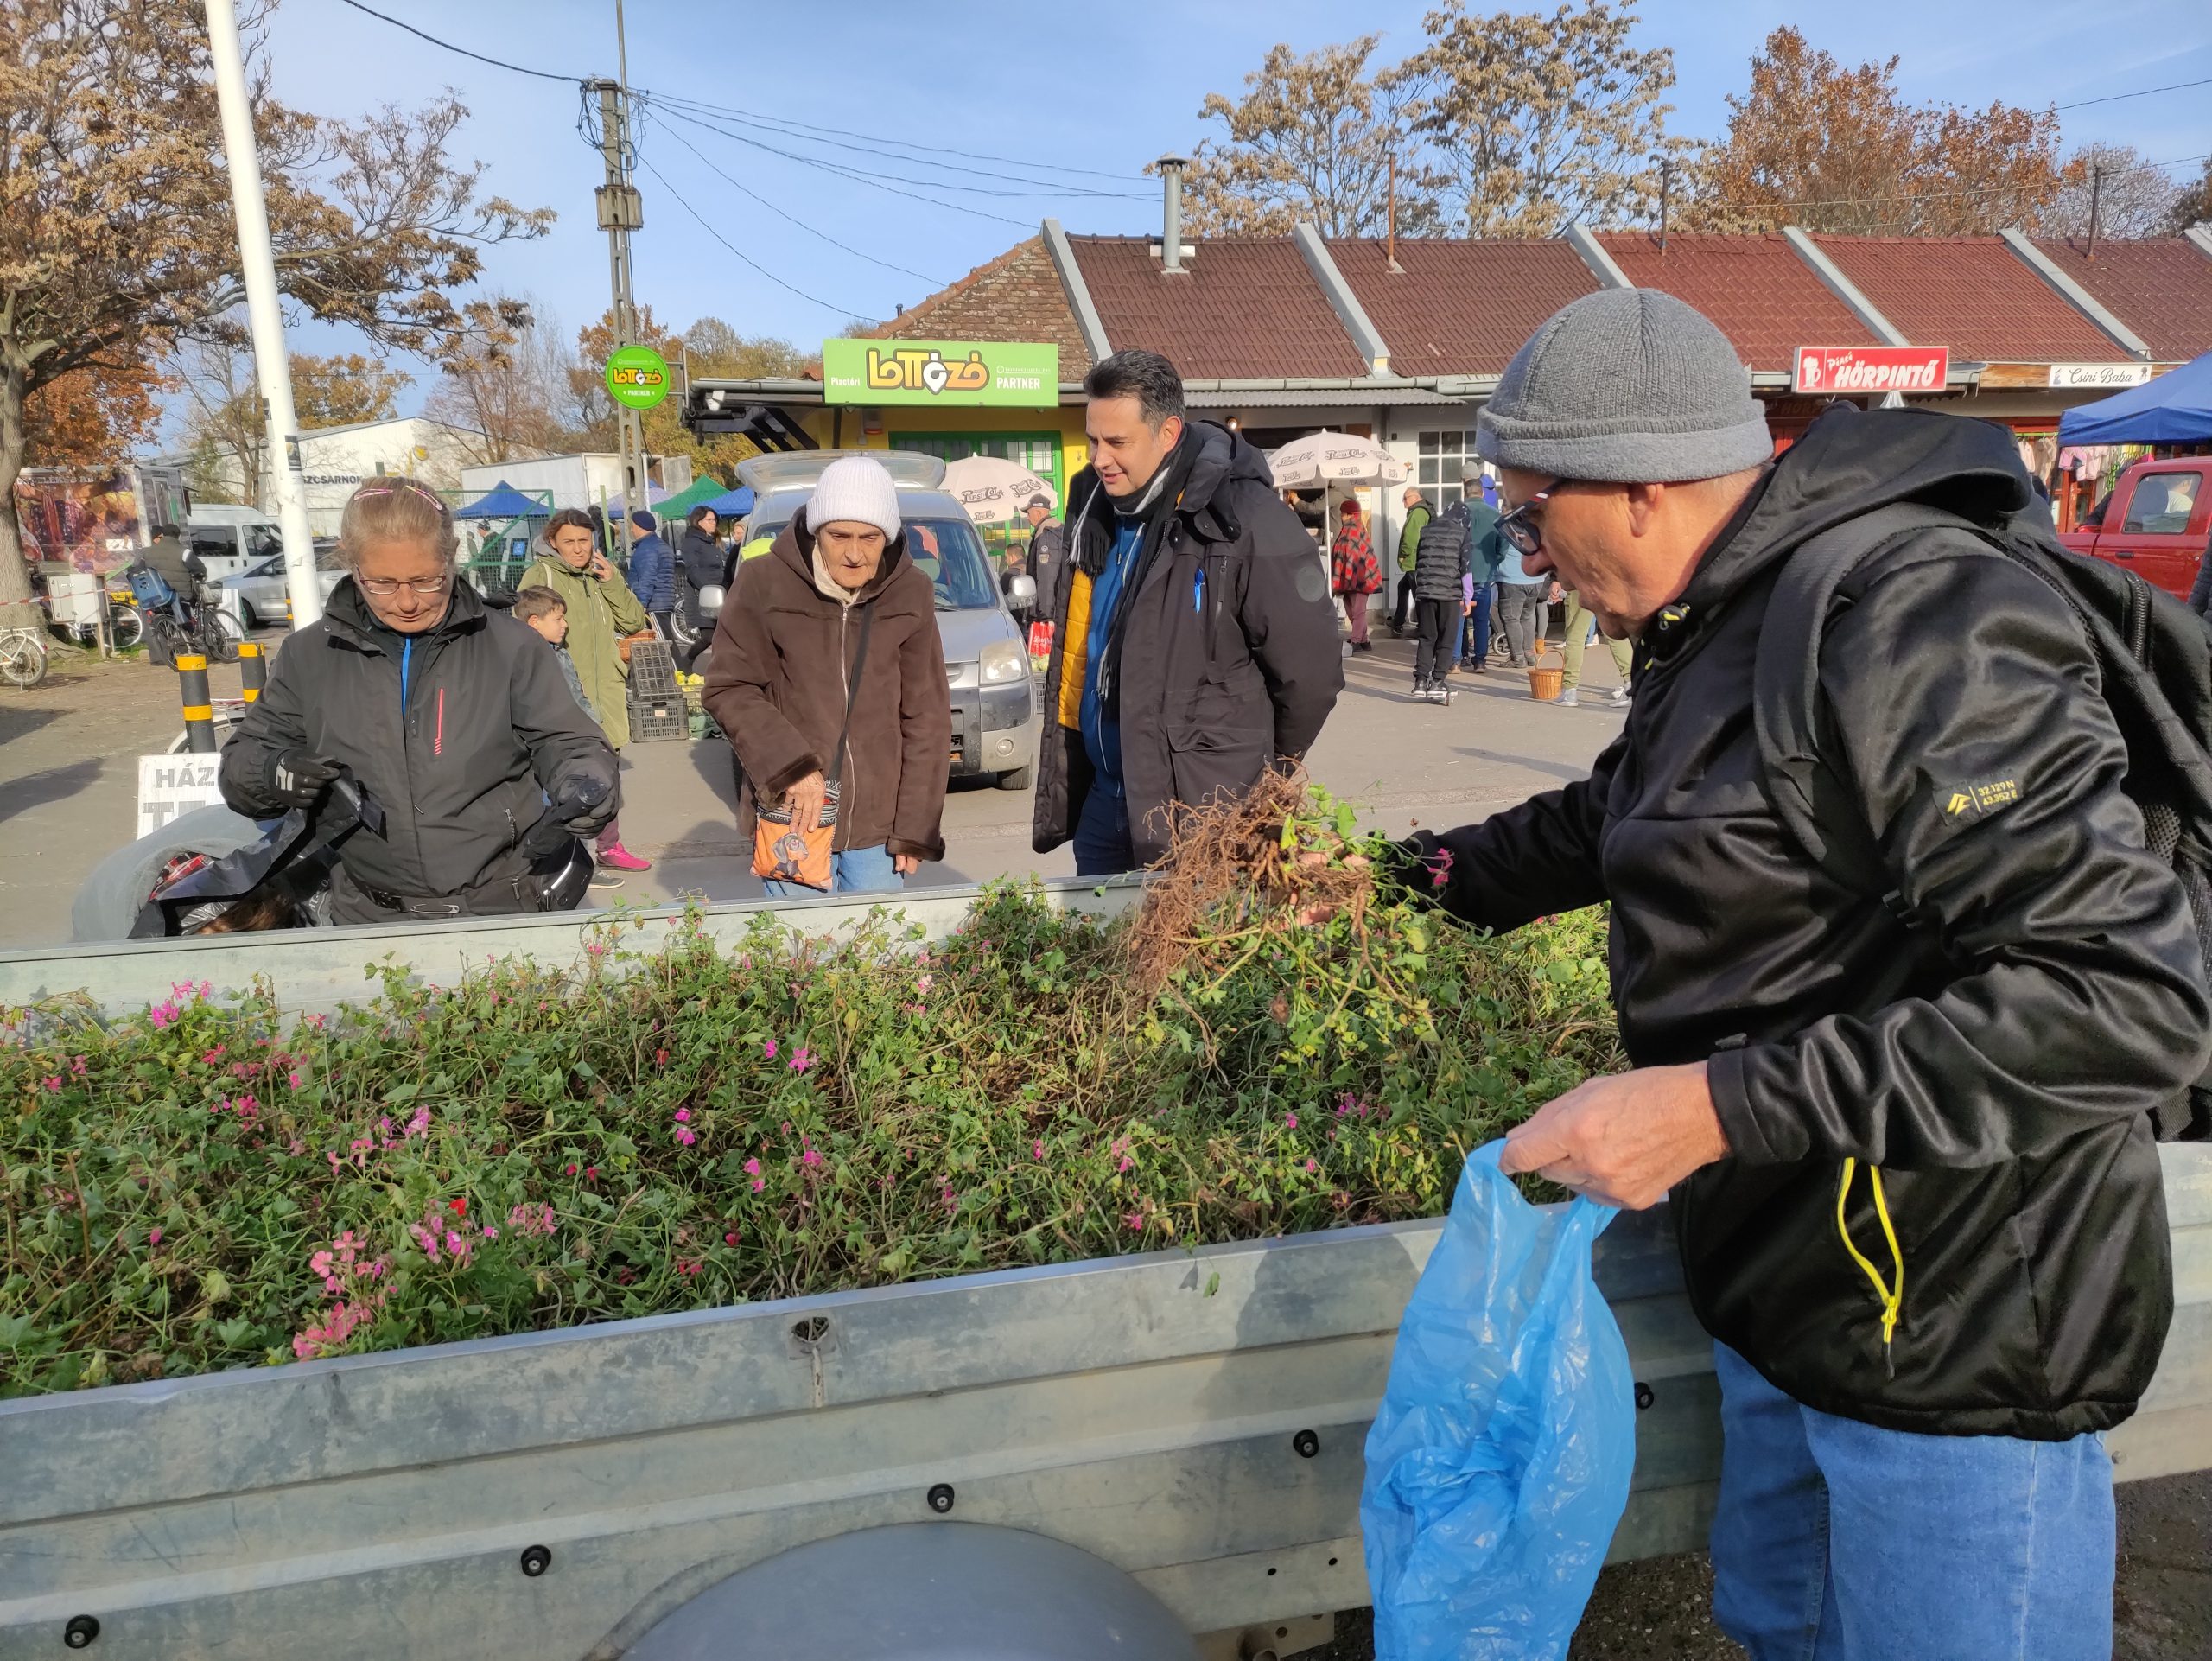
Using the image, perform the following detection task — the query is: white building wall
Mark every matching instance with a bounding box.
[289,417,486,537]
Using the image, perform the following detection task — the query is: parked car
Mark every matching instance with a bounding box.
[2057,456,2212,602]
[702,451,1039,791]
[184,509,288,590]
[211,544,345,629]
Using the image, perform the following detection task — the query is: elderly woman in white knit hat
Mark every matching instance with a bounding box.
[702,456,952,896]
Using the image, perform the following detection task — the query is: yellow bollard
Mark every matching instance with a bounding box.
[176,653,216,754]
[238,640,265,703]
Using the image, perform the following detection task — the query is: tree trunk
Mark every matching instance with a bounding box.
[0,360,38,627]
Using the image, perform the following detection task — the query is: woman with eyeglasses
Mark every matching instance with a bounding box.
[219,479,619,925]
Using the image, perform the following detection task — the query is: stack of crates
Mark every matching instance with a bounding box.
[626,640,689,741]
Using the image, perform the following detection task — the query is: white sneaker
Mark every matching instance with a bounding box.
[1557,686,1580,708]
[1612,683,1631,706]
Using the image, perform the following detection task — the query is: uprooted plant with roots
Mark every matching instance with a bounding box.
[1,785,1619,1395]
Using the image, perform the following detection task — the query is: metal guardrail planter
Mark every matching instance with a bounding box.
[3,883,2209,1656]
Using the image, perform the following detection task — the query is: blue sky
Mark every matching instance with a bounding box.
[263,0,2211,409]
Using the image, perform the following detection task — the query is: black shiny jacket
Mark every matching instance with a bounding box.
[1408,410,2212,1439]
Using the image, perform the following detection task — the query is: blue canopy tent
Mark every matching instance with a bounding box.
[453,481,544,520]
[2058,351,2212,447]
[703,486,755,518]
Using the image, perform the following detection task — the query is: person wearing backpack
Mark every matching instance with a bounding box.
[1386,289,2212,1661]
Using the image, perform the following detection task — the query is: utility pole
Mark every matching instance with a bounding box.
[204,0,323,627]
[2087,164,2104,260]
[591,0,645,559]
[1658,156,1672,252]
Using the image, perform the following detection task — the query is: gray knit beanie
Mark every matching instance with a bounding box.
[1476,290,1770,483]
[805,455,902,539]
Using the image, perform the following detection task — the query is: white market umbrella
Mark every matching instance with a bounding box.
[1265,430,1408,488]
[942,455,1058,525]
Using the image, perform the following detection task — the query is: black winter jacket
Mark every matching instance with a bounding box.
[220,579,618,899]
[1405,407,2212,1440]
[680,525,724,621]
[1033,422,1344,865]
[1411,502,1474,601]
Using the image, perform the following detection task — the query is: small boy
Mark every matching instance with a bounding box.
[511,587,597,723]
[511,587,617,888]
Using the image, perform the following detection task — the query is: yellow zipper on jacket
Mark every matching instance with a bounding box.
[1836,1158,1906,1374]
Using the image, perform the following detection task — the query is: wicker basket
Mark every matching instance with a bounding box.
[1527,650,1565,702]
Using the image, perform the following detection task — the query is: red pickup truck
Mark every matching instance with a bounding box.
[2058,455,2212,603]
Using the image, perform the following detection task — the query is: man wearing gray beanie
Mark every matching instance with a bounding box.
[1387,289,2206,1658]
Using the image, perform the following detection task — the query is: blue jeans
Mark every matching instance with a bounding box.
[1709,1344,2113,1661]
[762,843,903,899]
[1467,582,1494,662]
[1072,785,1135,877]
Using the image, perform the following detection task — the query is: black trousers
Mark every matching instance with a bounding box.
[1391,572,1418,632]
[1413,596,1457,683]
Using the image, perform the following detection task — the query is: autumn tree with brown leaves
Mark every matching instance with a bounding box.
[0,0,550,620]
[2035,143,2185,241]
[1175,35,1442,239]
[1689,27,2063,234]
[175,342,414,505]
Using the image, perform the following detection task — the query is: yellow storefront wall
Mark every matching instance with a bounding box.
[796,402,1090,494]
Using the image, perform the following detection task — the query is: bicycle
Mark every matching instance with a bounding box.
[0,620,48,688]
[145,595,243,666]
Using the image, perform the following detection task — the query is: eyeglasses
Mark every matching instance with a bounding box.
[359,575,452,598]
[1496,478,1568,557]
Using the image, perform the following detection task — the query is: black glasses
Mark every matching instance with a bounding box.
[1496,478,1567,557]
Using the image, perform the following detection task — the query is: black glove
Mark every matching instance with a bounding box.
[550,773,614,837]
[264,749,340,808]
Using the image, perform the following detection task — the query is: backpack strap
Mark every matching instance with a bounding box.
[1753,502,1968,898]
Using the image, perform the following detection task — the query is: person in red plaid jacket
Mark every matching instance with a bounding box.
[1330,499,1381,653]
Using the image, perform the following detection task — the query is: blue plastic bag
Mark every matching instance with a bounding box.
[1361,1140,1636,1659]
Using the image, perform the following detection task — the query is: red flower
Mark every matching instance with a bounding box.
[448,1197,467,1217]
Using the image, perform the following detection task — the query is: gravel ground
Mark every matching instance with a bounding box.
[1292,1470,2212,1659]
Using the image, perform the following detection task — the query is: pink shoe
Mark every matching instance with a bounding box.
[596,839,652,873]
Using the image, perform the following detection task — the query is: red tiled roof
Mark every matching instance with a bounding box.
[868,238,1094,374]
[2030,238,2212,364]
[1597,232,1879,372]
[1070,236,1369,379]
[1325,239,1599,374]
[1815,236,2122,363]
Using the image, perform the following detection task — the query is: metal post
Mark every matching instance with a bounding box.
[203,0,322,629]
[594,75,644,560]
[176,654,217,754]
[1386,152,1397,271]
[1658,156,1672,252]
[238,640,265,703]
[2088,165,2103,260]
[1157,155,1186,275]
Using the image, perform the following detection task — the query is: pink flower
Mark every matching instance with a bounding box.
[1032,1139,1046,1161]
[723,1231,741,1246]
[751,1179,766,1193]
[677,1259,702,1277]
[585,1166,598,1180]
[40,1075,60,1092]
[565,1163,578,1175]
[917,973,934,996]
[1124,1212,1146,1232]
[789,1047,814,1073]
[69,1054,87,1077]
[675,1126,698,1147]
[200,1047,226,1065]
[147,1228,163,1248]
[287,1071,302,1090]
[1306,1158,1319,1174]
[742,1157,760,1176]
[1284,1112,1299,1130]
[800,1147,823,1168]
[764,1039,778,1060]
[674,1108,691,1123]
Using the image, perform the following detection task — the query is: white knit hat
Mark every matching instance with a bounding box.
[804,456,902,539]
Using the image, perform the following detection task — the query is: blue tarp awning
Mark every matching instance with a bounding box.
[705,487,755,517]
[2058,351,2212,447]
[453,482,545,520]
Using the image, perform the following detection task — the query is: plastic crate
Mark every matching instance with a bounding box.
[628,691,690,742]
[626,640,680,699]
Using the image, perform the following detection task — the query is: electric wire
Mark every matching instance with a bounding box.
[646,118,948,286]
[638,156,881,325]
[334,0,578,83]
[2056,75,2212,111]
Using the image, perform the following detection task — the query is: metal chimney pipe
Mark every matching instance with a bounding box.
[1158,154,1188,274]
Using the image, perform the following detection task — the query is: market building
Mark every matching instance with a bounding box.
[682,191,2212,577]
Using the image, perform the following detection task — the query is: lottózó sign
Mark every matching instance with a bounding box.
[605,345,672,410]
[2048,362,2156,390]
[1792,346,1949,396]
[822,340,1059,407]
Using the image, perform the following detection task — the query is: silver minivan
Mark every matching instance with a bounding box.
[715,451,1039,791]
